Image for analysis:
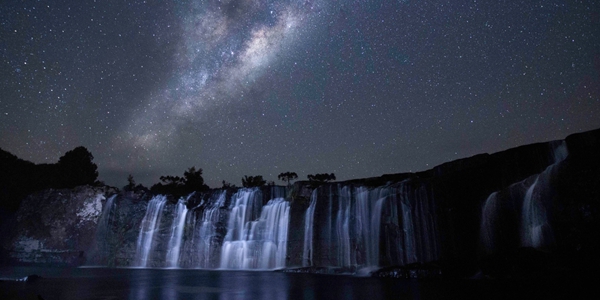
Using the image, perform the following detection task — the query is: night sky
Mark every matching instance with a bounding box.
[1,0,599,188]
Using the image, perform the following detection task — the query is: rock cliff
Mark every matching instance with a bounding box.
[2,186,117,265]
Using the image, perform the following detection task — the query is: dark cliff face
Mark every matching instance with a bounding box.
[2,186,118,265]
[286,128,600,276]
[2,128,599,278]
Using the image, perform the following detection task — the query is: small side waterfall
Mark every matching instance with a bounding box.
[480,141,569,253]
[480,192,499,252]
[89,194,117,265]
[135,195,167,267]
[521,141,568,248]
[166,196,190,267]
[96,195,117,246]
[99,195,117,232]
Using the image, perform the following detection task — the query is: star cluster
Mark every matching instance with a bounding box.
[1,0,599,188]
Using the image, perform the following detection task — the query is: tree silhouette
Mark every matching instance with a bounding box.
[307,173,336,182]
[124,174,136,191]
[0,146,99,212]
[183,167,209,192]
[123,174,147,192]
[151,167,209,196]
[58,146,98,188]
[151,175,184,196]
[278,172,298,186]
[221,180,236,189]
[242,175,266,188]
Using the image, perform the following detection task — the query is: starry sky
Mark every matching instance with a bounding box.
[1,0,599,188]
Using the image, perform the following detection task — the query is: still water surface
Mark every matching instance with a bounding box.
[0,266,592,300]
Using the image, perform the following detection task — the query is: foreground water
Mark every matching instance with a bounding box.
[0,267,594,300]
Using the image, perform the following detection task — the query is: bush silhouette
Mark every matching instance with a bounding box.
[151,167,209,197]
[307,173,336,182]
[242,175,266,188]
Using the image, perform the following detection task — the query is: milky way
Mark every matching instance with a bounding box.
[1,0,599,188]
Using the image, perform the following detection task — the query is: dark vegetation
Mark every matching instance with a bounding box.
[123,174,149,193]
[278,172,298,186]
[150,167,209,197]
[307,173,336,182]
[0,146,99,213]
[221,180,236,189]
[241,175,266,188]
[0,144,326,213]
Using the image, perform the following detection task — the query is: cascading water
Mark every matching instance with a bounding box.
[125,181,439,270]
[335,186,352,267]
[302,189,317,267]
[399,182,416,264]
[89,194,117,265]
[354,186,384,267]
[98,195,117,232]
[480,192,499,253]
[83,135,583,272]
[480,140,569,253]
[414,184,439,263]
[95,195,117,245]
[301,183,438,268]
[165,196,190,267]
[134,195,167,267]
[193,190,228,268]
[521,141,568,248]
[220,188,290,269]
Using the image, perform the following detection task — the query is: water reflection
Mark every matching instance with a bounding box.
[1,266,550,300]
[128,269,290,299]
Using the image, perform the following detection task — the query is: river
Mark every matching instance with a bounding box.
[0,266,593,299]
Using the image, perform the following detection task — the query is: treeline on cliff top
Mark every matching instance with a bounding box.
[0,146,337,213]
[0,146,99,213]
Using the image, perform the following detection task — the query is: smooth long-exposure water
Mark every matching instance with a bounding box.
[0,267,595,300]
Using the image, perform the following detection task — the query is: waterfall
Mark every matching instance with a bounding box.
[302,189,318,267]
[480,192,499,253]
[96,195,117,245]
[134,195,167,267]
[90,194,117,265]
[355,186,386,267]
[417,184,439,262]
[398,182,438,264]
[335,186,352,267]
[301,183,438,268]
[521,141,567,248]
[165,196,190,267]
[480,140,569,253]
[99,195,117,231]
[399,183,416,264]
[194,190,227,268]
[122,183,438,270]
[220,188,290,269]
